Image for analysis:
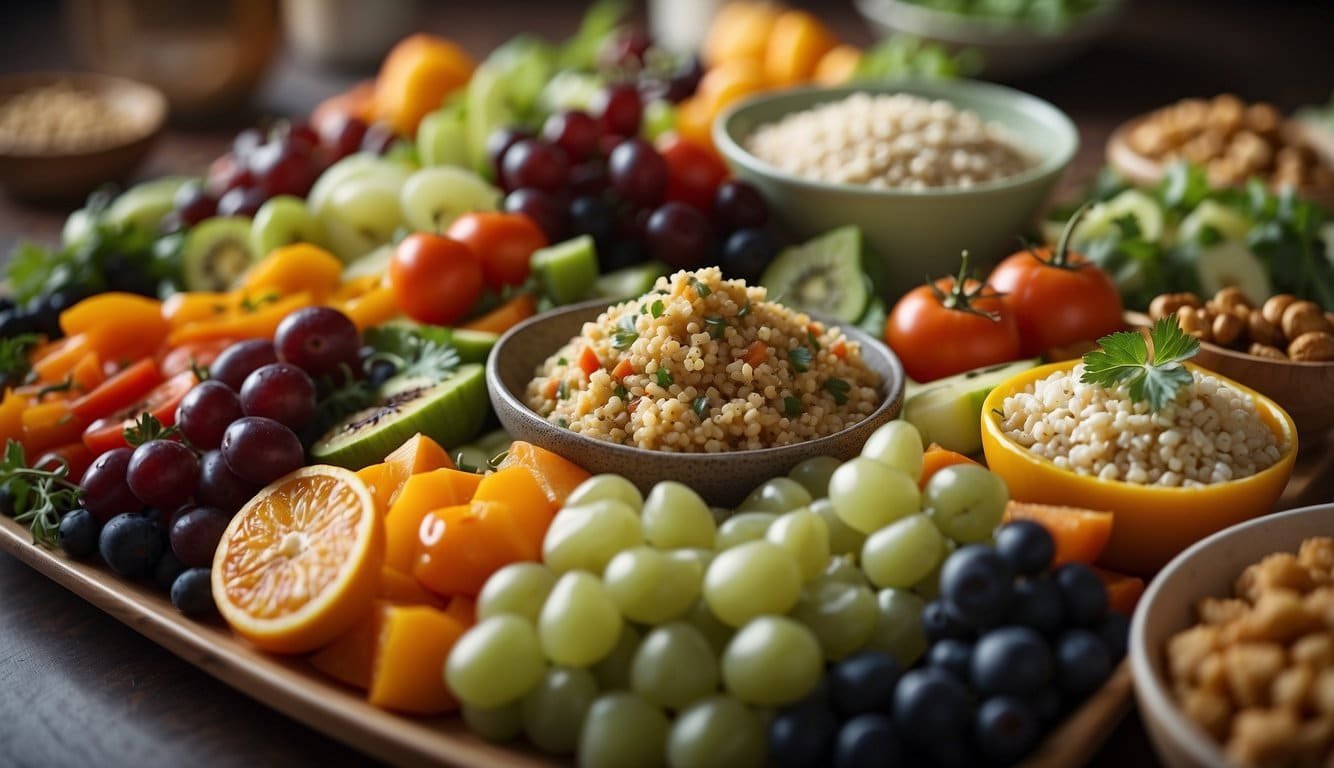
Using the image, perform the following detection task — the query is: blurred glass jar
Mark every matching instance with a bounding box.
[64,0,279,121]
[282,0,421,71]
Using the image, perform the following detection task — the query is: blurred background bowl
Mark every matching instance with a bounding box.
[487,298,906,507]
[714,79,1077,299]
[854,0,1125,80]
[1129,502,1334,768]
[0,71,166,203]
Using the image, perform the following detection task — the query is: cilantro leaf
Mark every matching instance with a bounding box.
[0,333,41,387]
[362,325,460,385]
[1080,317,1199,411]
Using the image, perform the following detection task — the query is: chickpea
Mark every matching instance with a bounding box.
[1212,313,1244,346]
[1177,306,1213,341]
[1262,294,1297,326]
[1288,331,1334,362]
[1248,343,1288,361]
[1213,286,1253,312]
[1247,312,1284,348]
[1150,292,1201,321]
[1280,300,1330,340]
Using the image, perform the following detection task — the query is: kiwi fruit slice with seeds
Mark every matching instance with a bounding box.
[182,216,259,291]
[311,364,488,469]
[760,226,869,323]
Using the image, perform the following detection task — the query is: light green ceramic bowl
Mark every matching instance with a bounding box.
[714,79,1078,299]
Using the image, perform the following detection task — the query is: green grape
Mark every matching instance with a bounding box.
[540,571,624,667]
[399,165,501,233]
[924,464,1010,544]
[666,696,766,768]
[565,474,645,512]
[522,666,600,755]
[477,562,557,623]
[592,624,642,691]
[828,458,921,534]
[860,513,945,589]
[641,481,716,549]
[321,174,407,261]
[578,692,670,768]
[714,512,777,550]
[603,547,702,624]
[810,498,866,556]
[684,598,734,655]
[630,622,720,710]
[445,615,546,709]
[737,478,814,515]
[819,554,870,587]
[721,616,823,706]
[667,547,714,571]
[862,588,927,666]
[544,499,644,574]
[765,508,830,582]
[251,194,325,256]
[860,420,924,478]
[462,701,524,743]
[790,579,878,661]
[642,98,677,141]
[787,456,841,499]
[703,541,802,628]
[913,538,955,601]
[709,507,731,525]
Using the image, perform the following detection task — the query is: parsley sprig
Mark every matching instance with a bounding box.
[0,440,82,548]
[1080,317,1199,411]
[0,333,41,388]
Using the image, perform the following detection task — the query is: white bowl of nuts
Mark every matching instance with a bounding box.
[1140,288,1334,437]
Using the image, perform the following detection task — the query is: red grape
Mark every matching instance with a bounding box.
[320,115,369,160]
[127,440,200,510]
[664,58,704,103]
[211,339,278,391]
[568,160,609,197]
[502,139,570,193]
[239,362,317,431]
[221,417,304,486]
[206,153,253,196]
[170,505,231,568]
[232,127,264,159]
[281,121,320,153]
[196,450,259,514]
[80,447,142,524]
[486,127,533,178]
[361,122,397,155]
[646,202,713,269]
[176,380,244,450]
[608,138,668,207]
[712,180,769,232]
[249,140,318,198]
[504,188,568,243]
[599,28,651,70]
[595,84,643,137]
[541,110,600,162]
[274,306,361,381]
[172,182,218,228]
[216,186,265,217]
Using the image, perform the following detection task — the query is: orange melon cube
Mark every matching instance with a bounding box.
[378,566,446,608]
[445,596,476,627]
[367,603,467,714]
[357,462,396,513]
[414,501,524,598]
[384,467,484,573]
[376,432,457,509]
[309,604,384,690]
[496,441,592,511]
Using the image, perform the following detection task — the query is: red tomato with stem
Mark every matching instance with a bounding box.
[445,212,547,291]
[389,233,485,325]
[885,253,1022,383]
[658,134,728,211]
[987,206,1124,357]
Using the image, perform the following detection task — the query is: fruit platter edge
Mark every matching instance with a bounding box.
[0,506,1131,768]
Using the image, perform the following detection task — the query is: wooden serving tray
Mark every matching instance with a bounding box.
[0,512,1133,768]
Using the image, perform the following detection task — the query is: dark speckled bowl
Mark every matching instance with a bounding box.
[486,298,905,507]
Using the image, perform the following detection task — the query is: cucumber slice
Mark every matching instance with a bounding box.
[760,226,869,323]
[1070,189,1165,247]
[465,63,517,176]
[1193,240,1272,305]
[1177,200,1252,246]
[343,244,394,280]
[532,235,599,305]
[399,166,501,233]
[105,176,192,236]
[902,358,1040,455]
[856,297,888,339]
[449,329,500,363]
[594,261,669,300]
[182,216,258,291]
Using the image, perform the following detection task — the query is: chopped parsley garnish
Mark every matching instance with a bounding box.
[807,330,821,349]
[656,368,673,388]
[692,395,709,419]
[704,316,727,339]
[558,380,570,400]
[612,314,639,350]
[557,356,568,366]
[788,346,813,372]
[689,276,711,297]
[737,301,750,319]
[650,299,665,318]
[823,377,850,405]
[1080,316,1199,411]
[0,333,40,388]
[784,396,802,417]
[613,384,629,400]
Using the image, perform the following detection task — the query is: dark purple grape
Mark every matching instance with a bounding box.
[221,417,304,486]
[501,139,570,193]
[211,339,279,391]
[1054,629,1112,697]
[1054,563,1110,627]
[599,239,647,272]
[713,179,769,232]
[595,84,643,138]
[206,153,253,196]
[568,160,609,197]
[768,705,838,768]
[196,449,259,513]
[126,440,199,510]
[1097,612,1130,661]
[504,188,568,243]
[975,696,1040,764]
[172,181,218,228]
[664,57,704,103]
[608,138,667,207]
[645,202,712,269]
[176,380,245,451]
[249,139,317,198]
[1008,576,1065,635]
[568,195,615,244]
[171,567,215,617]
[892,667,972,749]
[926,638,974,683]
[828,651,901,717]
[486,127,533,178]
[320,114,369,160]
[833,713,901,768]
[360,122,397,155]
[80,447,141,524]
[98,512,164,576]
[541,110,600,163]
[216,186,266,217]
[274,306,362,381]
[970,626,1054,697]
[239,362,317,431]
[58,508,99,559]
[922,599,972,643]
[281,121,320,153]
[170,505,231,568]
[598,28,650,70]
[720,227,778,282]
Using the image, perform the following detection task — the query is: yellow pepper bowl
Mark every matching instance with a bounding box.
[980,360,1298,577]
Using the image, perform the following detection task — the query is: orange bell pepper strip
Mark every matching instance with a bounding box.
[167,292,313,346]
[156,337,240,378]
[461,293,537,336]
[741,340,768,367]
[919,444,982,489]
[30,334,92,384]
[0,389,27,447]
[611,358,635,381]
[338,286,400,331]
[59,292,168,363]
[22,400,89,455]
[1002,502,1115,567]
[1093,566,1146,615]
[69,353,106,394]
[241,243,343,300]
[161,291,239,329]
[70,359,164,422]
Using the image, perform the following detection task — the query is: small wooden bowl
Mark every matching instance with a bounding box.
[0,71,167,203]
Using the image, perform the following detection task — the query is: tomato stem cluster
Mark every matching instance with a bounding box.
[1044,201,1095,270]
[930,251,1005,322]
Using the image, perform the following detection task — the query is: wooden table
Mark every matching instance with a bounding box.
[0,1,1331,766]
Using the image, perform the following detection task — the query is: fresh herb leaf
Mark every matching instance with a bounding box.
[704,316,727,339]
[1,440,83,548]
[0,333,40,387]
[688,276,711,297]
[692,395,709,419]
[1080,317,1199,411]
[611,329,638,350]
[823,377,850,405]
[788,346,813,372]
[239,292,279,313]
[650,299,664,318]
[736,301,750,319]
[558,380,570,400]
[807,330,821,350]
[557,417,569,429]
[655,368,673,388]
[314,367,376,432]
[784,396,802,417]
[613,384,629,400]
[362,325,460,384]
[557,356,568,366]
[35,375,75,400]
[123,412,180,447]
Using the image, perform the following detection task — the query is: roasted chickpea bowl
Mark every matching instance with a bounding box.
[981,360,1298,576]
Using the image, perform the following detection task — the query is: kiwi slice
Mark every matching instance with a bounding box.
[182,216,259,291]
[760,226,869,323]
[312,364,488,469]
[594,261,669,300]
[533,235,600,305]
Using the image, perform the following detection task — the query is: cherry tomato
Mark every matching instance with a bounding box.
[658,134,728,211]
[388,233,484,325]
[445,212,548,291]
[82,371,197,456]
[987,213,1124,358]
[885,257,1021,383]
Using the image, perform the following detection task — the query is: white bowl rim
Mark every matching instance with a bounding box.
[1128,501,1334,767]
[714,78,1079,199]
[854,0,1126,43]
[485,296,906,462]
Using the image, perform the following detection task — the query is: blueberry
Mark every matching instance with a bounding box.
[1054,563,1109,626]
[971,626,1053,697]
[922,599,972,643]
[828,651,901,717]
[926,638,973,682]
[98,513,164,576]
[892,667,972,748]
[1029,686,1063,727]
[170,567,215,617]
[940,545,1014,629]
[994,520,1055,576]
[598,238,646,273]
[58,508,99,559]
[1008,576,1065,635]
[1055,628,1113,697]
[154,550,186,592]
[833,713,900,768]
[720,228,778,283]
[975,696,1041,763]
[768,704,839,768]
[1097,612,1130,661]
[0,308,38,339]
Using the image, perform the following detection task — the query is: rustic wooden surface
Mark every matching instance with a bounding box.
[0,1,1332,767]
